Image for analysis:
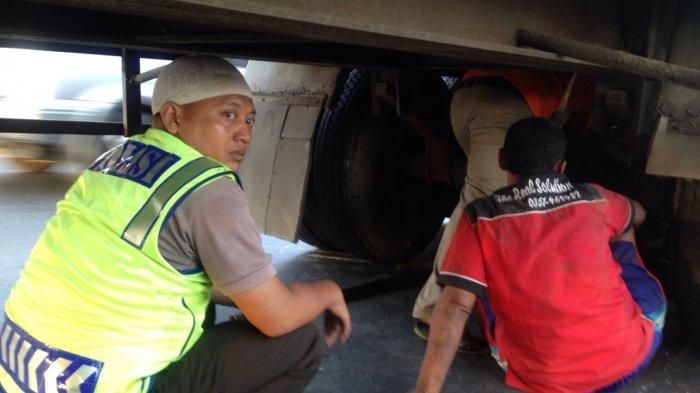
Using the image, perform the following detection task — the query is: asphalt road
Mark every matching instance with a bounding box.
[1,157,698,392]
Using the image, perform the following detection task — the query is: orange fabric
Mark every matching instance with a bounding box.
[462,69,596,126]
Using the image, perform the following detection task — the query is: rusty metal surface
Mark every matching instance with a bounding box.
[646,116,700,180]
[657,0,700,137]
[245,61,340,96]
[254,94,326,108]
[402,114,452,186]
[517,28,700,90]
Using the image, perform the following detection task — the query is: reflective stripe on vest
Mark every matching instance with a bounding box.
[0,316,103,393]
[122,157,222,248]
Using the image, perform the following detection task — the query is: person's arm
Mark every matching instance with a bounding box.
[591,184,646,234]
[161,179,351,344]
[231,276,351,346]
[612,199,645,243]
[211,287,236,306]
[413,286,477,393]
[413,211,486,392]
[630,198,646,228]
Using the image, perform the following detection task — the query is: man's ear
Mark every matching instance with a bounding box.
[159,102,183,134]
[498,148,507,171]
[554,159,567,175]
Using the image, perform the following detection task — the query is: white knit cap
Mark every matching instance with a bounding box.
[151,55,253,115]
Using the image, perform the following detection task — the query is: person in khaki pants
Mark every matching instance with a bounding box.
[412,71,595,349]
[412,81,531,349]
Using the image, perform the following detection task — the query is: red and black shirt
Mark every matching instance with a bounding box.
[438,174,655,392]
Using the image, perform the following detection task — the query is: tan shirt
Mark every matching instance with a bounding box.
[450,84,532,200]
[158,177,276,296]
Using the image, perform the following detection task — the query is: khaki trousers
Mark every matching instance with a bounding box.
[412,84,532,322]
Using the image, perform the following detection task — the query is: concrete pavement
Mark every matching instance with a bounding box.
[1,158,698,392]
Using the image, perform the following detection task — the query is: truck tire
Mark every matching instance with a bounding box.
[299,175,342,250]
[673,178,700,346]
[309,69,452,262]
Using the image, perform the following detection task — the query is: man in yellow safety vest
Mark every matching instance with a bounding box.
[1,55,351,393]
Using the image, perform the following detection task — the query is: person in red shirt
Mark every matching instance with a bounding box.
[412,117,666,393]
[412,70,596,349]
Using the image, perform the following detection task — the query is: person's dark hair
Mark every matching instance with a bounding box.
[503,117,567,176]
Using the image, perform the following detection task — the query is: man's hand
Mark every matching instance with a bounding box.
[231,276,352,340]
[414,286,477,393]
[324,297,351,347]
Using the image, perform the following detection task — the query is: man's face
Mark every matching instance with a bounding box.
[175,94,255,171]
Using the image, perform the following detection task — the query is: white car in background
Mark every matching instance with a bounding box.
[0,49,169,171]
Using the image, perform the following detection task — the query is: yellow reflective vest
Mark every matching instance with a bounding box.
[1,128,238,392]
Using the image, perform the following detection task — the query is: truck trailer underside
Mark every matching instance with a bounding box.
[1,0,699,347]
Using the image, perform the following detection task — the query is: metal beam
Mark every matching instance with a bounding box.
[0,38,184,64]
[517,29,700,90]
[0,39,124,57]
[136,33,309,45]
[8,0,626,73]
[0,119,139,135]
[122,49,142,136]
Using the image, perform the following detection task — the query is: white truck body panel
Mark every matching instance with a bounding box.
[239,60,340,241]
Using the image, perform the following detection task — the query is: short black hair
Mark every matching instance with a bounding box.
[503,117,567,176]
